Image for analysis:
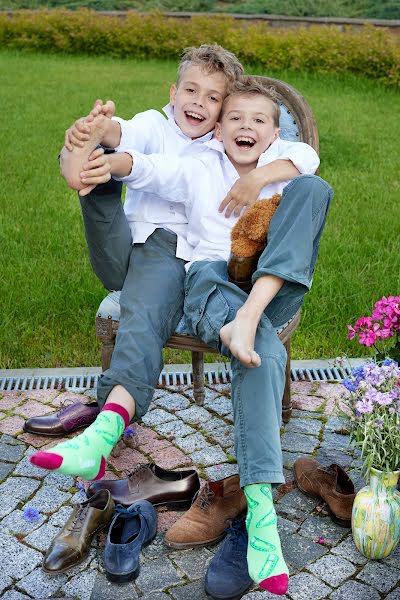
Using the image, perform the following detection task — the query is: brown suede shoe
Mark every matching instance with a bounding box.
[165,474,247,549]
[293,458,355,527]
[42,490,114,574]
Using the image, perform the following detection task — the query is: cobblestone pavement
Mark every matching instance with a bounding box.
[0,380,399,600]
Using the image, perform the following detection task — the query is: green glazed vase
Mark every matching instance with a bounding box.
[351,467,400,559]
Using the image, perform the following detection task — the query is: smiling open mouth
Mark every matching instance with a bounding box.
[235,136,256,148]
[185,111,205,123]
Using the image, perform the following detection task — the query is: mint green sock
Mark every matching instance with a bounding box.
[30,410,124,480]
[245,483,289,592]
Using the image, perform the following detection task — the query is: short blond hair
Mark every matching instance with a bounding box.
[177,44,244,86]
[222,76,281,127]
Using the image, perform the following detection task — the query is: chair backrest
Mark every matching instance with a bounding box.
[255,76,319,156]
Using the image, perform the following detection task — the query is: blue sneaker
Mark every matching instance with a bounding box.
[205,514,253,600]
[105,499,157,583]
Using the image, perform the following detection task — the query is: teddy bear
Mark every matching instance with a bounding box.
[228,193,281,291]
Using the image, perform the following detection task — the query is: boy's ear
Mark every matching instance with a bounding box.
[170,84,177,107]
[273,127,280,141]
[215,122,223,141]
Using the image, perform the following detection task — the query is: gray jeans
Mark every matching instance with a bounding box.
[183,175,333,486]
[80,174,333,485]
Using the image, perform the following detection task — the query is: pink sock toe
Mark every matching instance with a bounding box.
[30,452,63,471]
[92,456,106,481]
[260,573,289,595]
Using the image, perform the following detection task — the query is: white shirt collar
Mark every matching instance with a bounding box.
[162,103,214,143]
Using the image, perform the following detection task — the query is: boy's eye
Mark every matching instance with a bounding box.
[255,118,265,124]
[186,88,195,93]
[210,96,220,103]
[230,116,240,121]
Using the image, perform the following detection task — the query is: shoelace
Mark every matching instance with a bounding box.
[113,504,143,520]
[225,520,247,546]
[70,505,89,533]
[192,484,215,510]
[57,399,75,414]
[127,463,149,478]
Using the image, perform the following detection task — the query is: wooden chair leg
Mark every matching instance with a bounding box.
[192,351,205,406]
[282,339,292,423]
[96,317,117,372]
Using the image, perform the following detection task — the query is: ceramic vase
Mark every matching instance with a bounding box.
[351,467,400,559]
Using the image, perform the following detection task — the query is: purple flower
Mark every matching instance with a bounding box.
[355,398,374,414]
[375,419,384,428]
[375,391,393,406]
[124,426,136,440]
[23,507,40,523]
[343,378,357,392]
[352,366,365,379]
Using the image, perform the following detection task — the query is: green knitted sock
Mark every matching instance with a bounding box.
[30,409,125,480]
[245,483,289,595]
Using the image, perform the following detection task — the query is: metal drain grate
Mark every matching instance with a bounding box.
[0,362,357,393]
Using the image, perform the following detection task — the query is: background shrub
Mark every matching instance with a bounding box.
[0,0,399,19]
[0,10,399,86]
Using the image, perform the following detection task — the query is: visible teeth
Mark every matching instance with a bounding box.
[186,111,204,121]
[236,136,255,143]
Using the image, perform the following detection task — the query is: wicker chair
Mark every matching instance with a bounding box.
[95,76,319,424]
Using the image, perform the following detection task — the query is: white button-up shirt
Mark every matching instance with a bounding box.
[117,137,320,270]
[113,104,214,260]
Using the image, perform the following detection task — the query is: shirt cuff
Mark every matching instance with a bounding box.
[112,150,145,184]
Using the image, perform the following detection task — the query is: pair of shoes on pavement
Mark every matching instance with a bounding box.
[166,474,253,599]
[43,490,157,583]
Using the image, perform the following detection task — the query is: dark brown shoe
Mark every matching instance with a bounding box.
[165,474,247,549]
[293,458,355,527]
[23,401,100,436]
[227,252,262,292]
[43,490,114,574]
[87,463,200,509]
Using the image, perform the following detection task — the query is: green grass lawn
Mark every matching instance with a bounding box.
[0,50,399,369]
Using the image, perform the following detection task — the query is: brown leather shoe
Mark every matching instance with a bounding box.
[43,490,114,574]
[165,474,247,549]
[227,252,262,292]
[87,463,200,509]
[293,458,355,527]
[23,401,100,436]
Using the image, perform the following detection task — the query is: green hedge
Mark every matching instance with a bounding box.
[0,9,399,86]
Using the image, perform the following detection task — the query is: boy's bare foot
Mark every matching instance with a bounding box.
[60,113,111,192]
[220,313,261,368]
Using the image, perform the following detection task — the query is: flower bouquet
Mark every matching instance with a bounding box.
[342,295,400,559]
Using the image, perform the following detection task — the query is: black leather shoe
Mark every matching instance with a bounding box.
[205,514,252,600]
[105,500,157,583]
[88,463,200,509]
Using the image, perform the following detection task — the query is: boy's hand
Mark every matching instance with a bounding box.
[78,148,111,196]
[219,169,265,218]
[64,117,91,151]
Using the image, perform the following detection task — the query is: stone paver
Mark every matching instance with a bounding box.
[0,380,398,600]
[356,561,400,594]
[306,554,357,587]
[288,572,332,599]
[329,580,381,600]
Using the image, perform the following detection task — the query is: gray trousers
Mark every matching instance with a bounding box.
[80,174,333,486]
[183,175,333,486]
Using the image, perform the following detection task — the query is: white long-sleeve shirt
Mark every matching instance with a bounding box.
[113,104,214,260]
[115,137,320,269]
